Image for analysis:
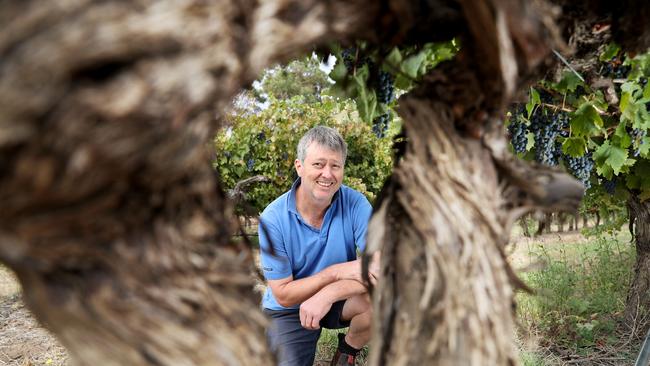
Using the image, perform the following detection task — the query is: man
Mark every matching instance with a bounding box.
[258,126,376,366]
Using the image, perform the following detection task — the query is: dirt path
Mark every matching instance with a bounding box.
[0,266,68,366]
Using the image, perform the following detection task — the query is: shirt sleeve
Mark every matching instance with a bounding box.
[352,193,373,252]
[258,214,292,280]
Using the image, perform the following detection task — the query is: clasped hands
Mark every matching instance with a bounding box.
[299,255,380,330]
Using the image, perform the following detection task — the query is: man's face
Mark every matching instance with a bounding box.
[295,142,344,204]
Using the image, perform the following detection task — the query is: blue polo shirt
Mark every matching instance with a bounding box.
[258,178,372,311]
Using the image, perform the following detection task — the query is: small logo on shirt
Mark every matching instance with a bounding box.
[263,267,273,271]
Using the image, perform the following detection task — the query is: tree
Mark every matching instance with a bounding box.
[0,0,648,365]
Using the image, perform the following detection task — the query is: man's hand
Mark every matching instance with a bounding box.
[367,251,381,286]
[326,255,381,286]
[299,293,333,330]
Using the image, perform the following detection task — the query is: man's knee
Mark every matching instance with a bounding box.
[341,293,372,322]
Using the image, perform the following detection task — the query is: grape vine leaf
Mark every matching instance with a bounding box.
[330,61,348,83]
[562,137,587,157]
[613,122,632,149]
[385,47,403,67]
[402,52,426,79]
[625,160,650,200]
[352,67,377,123]
[599,43,620,62]
[526,88,540,118]
[526,132,535,151]
[571,102,603,137]
[639,136,650,157]
[643,82,650,99]
[555,71,583,93]
[593,140,634,178]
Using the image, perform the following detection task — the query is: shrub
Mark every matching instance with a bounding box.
[214,95,397,214]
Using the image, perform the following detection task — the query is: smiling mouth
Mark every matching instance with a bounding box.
[316,181,334,188]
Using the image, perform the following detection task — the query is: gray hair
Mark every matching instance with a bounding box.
[297,126,347,163]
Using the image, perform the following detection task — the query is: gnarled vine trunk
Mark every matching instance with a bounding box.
[625,195,650,331]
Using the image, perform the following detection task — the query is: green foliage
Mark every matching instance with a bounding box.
[329,40,458,124]
[256,57,332,103]
[518,235,635,351]
[214,95,396,214]
[514,43,650,217]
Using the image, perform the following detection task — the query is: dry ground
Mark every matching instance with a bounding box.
[0,267,68,366]
[0,229,590,366]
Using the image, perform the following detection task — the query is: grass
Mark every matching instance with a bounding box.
[314,233,638,365]
[315,328,369,365]
[516,232,637,363]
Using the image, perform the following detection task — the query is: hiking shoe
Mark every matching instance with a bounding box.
[330,350,356,366]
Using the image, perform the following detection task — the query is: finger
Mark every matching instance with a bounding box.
[310,316,320,330]
[305,316,314,330]
[369,275,377,286]
[300,310,307,328]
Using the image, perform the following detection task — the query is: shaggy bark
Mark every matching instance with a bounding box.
[625,195,650,332]
[0,1,276,365]
[367,91,519,364]
[361,1,584,363]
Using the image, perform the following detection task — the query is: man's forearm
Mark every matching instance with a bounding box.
[273,270,338,307]
[272,259,367,307]
[315,279,368,304]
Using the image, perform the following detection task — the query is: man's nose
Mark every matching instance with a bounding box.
[321,165,333,178]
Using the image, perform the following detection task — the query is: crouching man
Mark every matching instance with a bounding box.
[259,126,377,366]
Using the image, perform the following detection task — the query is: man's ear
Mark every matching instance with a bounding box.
[294,159,302,176]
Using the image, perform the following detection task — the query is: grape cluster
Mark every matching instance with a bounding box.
[376,70,395,104]
[563,153,594,188]
[373,113,390,138]
[601,58,631,79]
[529,108,563,166]
[246,158,255,171]
[341,48,357,72]
[557,111,570,138]
[508,118,528,154]
[631,128,647,157]
[506,104,528,153]
[539,89,554,104]
[602,177,617,195]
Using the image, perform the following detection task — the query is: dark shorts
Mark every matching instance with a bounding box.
[264,300,349,366]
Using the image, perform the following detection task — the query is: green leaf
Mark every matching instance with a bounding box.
[599,43,620,62]
[526,132,535,151]
[639,136,650,157]
[626,160,650,193]
[402,52,426,79]
[613,122,632,148]
[571,102,603,137]
[562,137,587,157]
[385,47,403,67]
[393,74,414,91]
[632,108,650,130]
[556,71,583,92]
[620,92,632,115]
[621,81,641,97]
[644,82,650,99]
[329,61,348,82]
[526,88,540,118]
[593,140,632,178]
[352,70,377,123]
